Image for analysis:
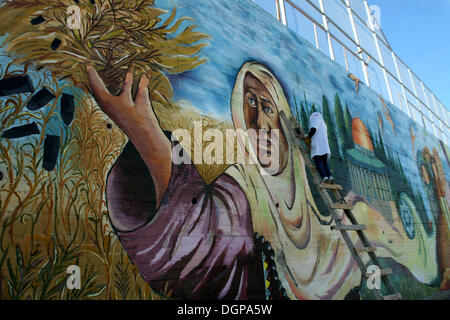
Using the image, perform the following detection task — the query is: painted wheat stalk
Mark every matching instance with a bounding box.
[0,0,209,105]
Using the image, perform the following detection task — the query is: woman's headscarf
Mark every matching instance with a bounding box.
[230,61,294,176]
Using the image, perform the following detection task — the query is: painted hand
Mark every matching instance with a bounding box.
[302,136,311,144]
[86,64,155,138]
[86,64,172,207]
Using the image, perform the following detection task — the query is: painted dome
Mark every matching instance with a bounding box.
[352,118,374,151]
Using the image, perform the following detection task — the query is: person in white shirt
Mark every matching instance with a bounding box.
[302,112,334,184]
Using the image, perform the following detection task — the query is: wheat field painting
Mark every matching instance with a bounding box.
[0,0,214,300]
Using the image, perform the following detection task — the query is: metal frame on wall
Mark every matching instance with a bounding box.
[253,0,450,145]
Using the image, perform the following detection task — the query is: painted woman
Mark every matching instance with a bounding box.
[86,62,387,300]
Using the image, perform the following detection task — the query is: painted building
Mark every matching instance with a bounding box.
[346,117,394,221]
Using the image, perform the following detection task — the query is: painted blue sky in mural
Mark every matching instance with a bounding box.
[156,0,450,220]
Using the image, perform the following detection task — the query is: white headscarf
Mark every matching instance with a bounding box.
[309,112,331,159]
[230,61,292,176]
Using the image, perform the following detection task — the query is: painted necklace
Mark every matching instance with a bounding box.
[254,232,290,300]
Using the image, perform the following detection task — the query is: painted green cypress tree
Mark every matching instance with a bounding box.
[334,94,346,156]
[344,104,354,150]
[300,102,309,133]
[299,92,310,133]
[322,95,341,159]
[376,130,388,163]
[293,92,300,122]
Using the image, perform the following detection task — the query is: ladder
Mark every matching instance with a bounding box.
[280,111,401,301]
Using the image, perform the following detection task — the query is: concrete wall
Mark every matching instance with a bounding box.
[0,0,448,300]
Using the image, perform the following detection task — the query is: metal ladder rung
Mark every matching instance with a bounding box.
[356,246,377,253]
[319,183,343,190]
[383,293,402,300]
[330,203,354,210]
[365,268,393,278]
[332,224,366,231]
[380,268,394,277]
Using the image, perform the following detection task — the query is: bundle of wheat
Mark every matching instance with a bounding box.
[0,0,209,105]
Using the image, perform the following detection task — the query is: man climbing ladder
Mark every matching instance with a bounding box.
[301,112,335,184]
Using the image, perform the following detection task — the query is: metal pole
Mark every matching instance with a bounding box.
[364,0,393,104]
[313,23,320,50]
[407,68,426,128]
[318,0,335,61]
[391,53,411,118]
[345,0,370,86]
[277,0,288,26]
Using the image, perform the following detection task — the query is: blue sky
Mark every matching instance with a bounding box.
[368,0,450,111]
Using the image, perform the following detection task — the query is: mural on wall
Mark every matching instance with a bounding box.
[0,0,449,300]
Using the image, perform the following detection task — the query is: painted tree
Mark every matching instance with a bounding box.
[322,95,340,159]
[334,93,346,156]
[344,104,354,149]
[300,102,309,133]
[331,94,353,193]
[374,130,388,164]
[293,94,299,121]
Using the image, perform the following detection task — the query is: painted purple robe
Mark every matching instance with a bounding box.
[105,141,264,299]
